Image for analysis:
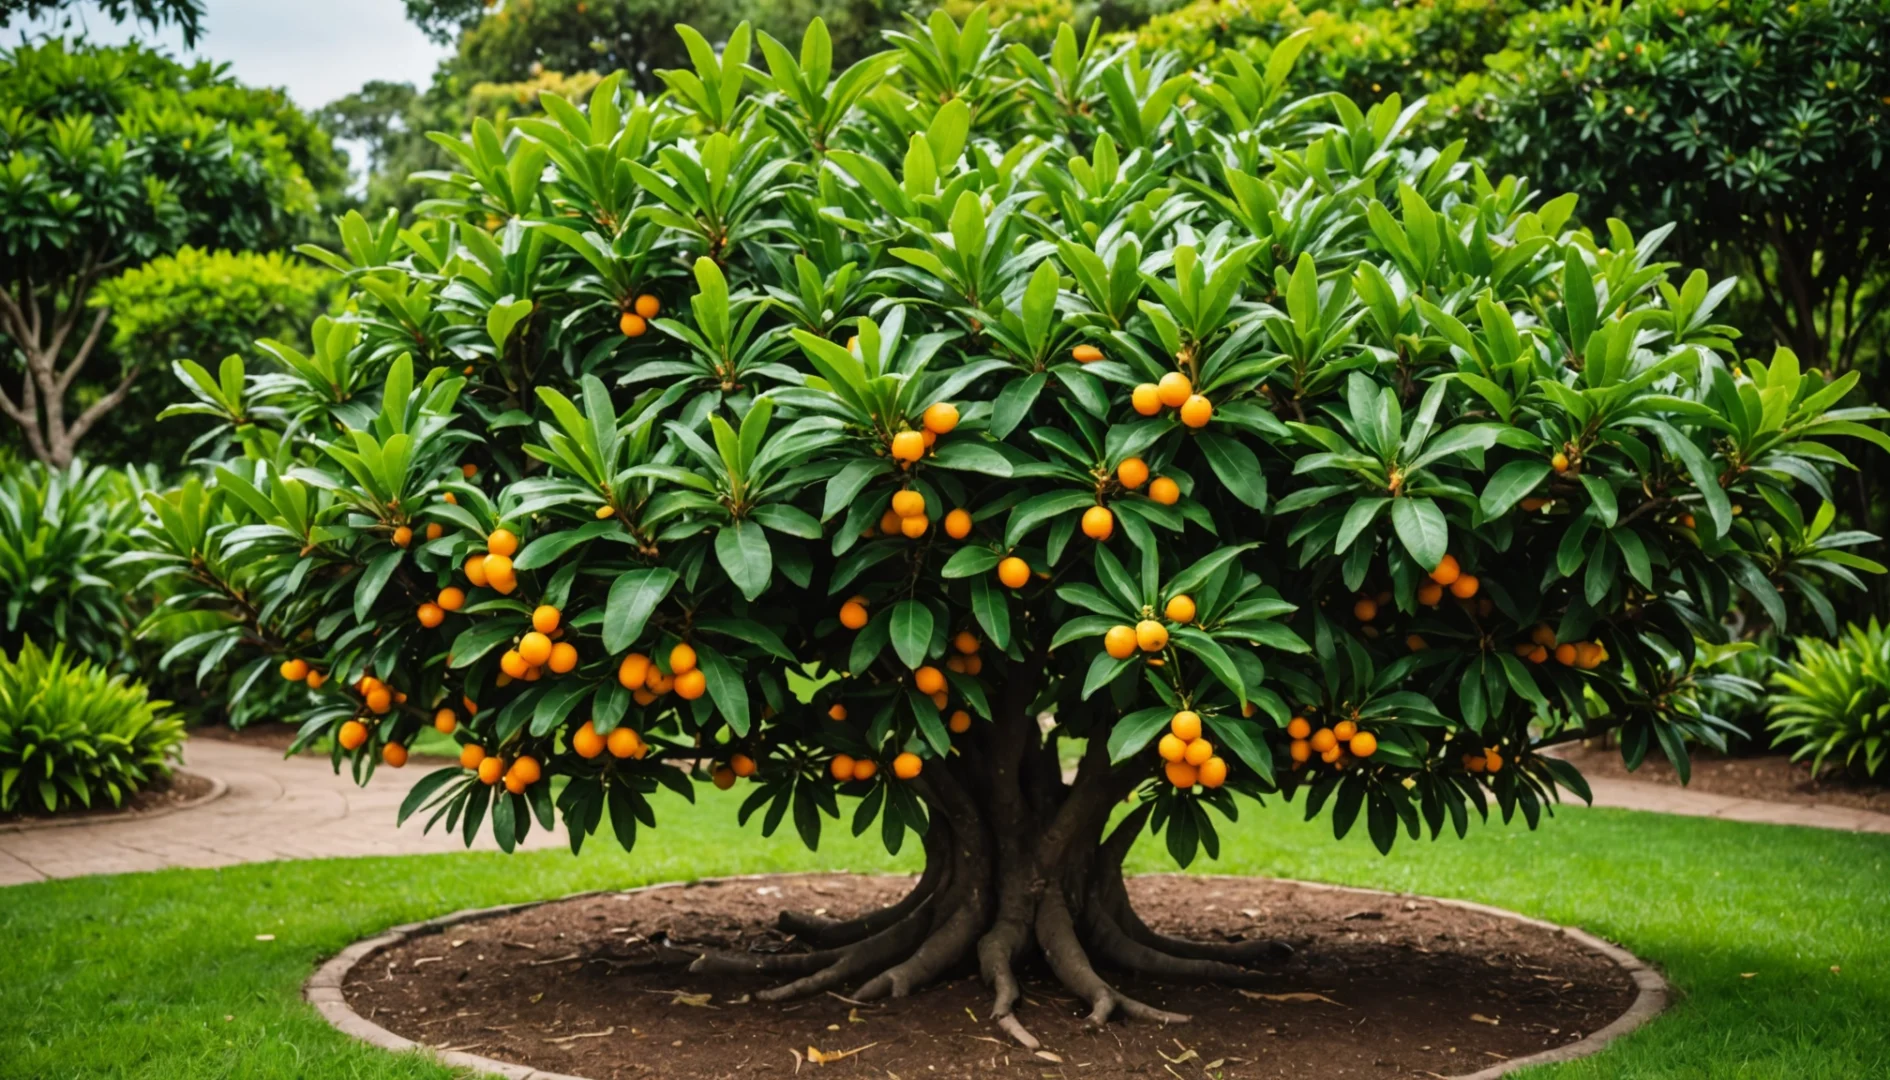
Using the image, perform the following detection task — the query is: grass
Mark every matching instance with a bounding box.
[3,789,1887,1079]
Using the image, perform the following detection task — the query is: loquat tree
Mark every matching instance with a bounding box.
[132,9,1886,1041]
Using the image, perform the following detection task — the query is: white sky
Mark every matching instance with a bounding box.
[8,0,453,110]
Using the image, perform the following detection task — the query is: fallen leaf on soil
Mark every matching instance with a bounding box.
[1341,910,1385,921]
[1235,990,1344,1006]
[1470,1014,1500,1025]
[668,991,714,1008]
[1158,1047,1199,1064]
[806,1042,876,1064]
[543,1027,615,1044]
[1033,1050,1062,1062]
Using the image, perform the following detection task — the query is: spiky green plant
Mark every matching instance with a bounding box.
[0,640,185,814]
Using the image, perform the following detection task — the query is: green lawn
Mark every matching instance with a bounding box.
[4,791,1887,1079]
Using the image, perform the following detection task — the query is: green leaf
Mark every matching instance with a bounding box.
[716,521,773,601]
[1480,460,1552,519]
[889,600,935,670]
[603,569,678,653]
[1196,433,1267,509]
[1390,498,1448,571]
[1107,706,1174,763]
[354,550,403,623]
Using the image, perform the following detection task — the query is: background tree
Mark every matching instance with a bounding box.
[0,38,333,467]
[0,0,205,43]
[133,9,1887,1041]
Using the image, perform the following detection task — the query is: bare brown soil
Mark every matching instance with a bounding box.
[0,768,213,828]
[1558,743,1890,816]
[343,872,1636,1080]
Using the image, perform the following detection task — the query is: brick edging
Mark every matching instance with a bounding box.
[0,769,228,835]
[305,872,1669,1080]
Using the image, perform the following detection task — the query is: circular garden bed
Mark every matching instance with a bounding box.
[320,873,1663,1079]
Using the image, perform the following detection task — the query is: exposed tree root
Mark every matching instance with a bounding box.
[774,826,948,947]
[1038,883,1190,1026]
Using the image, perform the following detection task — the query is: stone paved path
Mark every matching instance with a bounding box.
[3,739,1885,888]
[0,738,564,887]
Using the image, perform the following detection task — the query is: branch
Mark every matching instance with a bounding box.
[61,361,143,448]
[54,305,112,395]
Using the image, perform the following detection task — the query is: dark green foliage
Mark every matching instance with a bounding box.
[0,638,184,814]
[0,460,139,665]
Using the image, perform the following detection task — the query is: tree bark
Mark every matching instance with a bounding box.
[0,272,127,468]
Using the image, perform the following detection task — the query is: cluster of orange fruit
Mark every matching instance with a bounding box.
[277,657,328,689]
[1416,554,1478,604]
[618,293,661,337]
[830,750,922,783]
[570,718,650,760]
[1111,455,1182,507]
[1131,371,1213,428]
[463,528,521,595]
[390,517,447,549]
[458,743,543,793]
[1155,711,1228,788]
[1462,745,1504,773]
[496,605,580,683]
[889,402,959,465]
[615,643,707,704]
[1101,594,1194,659]
[711,752,759,789]
[1512,624,1609,668]
[1285,715,1378,768]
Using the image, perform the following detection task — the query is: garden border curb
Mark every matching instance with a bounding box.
[305,871,1669,1080]
[0,769,227,834]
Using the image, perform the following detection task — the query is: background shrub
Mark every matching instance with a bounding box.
[0,639,184,815]
[0,459,141,666]
[1767,621,1890,779]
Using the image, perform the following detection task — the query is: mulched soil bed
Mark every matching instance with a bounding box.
[1557,743,1890,816]
[343,872,1636,1079]
[0,768,214,829]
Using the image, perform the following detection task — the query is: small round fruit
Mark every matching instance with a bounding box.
[877,509,901,535]
[1072,344,1103,363]
[573,722,605,758]
[1349,731,1378,757]
[1104,625,1138,660]
[1333,719,1358,741]
[479,757,505,786]
[464,554,490,587]
[1179,394,1213,428]
[1575,641,1604,669]
[1484,749,1504,773]
[1287,717,1312,739]
[1417,581,1443,606]
[306,670,326,688]
[839,598,869,630]
[1552,451,1570,473]
[1157,733,1188,762]
[1184,738,1214,767]
[1528,645,1549,664]
[891,430,925,462]
[1170,710,1202,742]
[392,525,413,548]
[892,489,926,518]
[851,758,878,781]
[1156,371,1192,408]
[892,752,923,780]
[532,605,561,633]
[437,587,466,612]
[509,755,542,786]
[1135,620,1169,652]
[1288,739,1311,763]
[645,668,674,695]
[633,293,660,318]
[1353,597,1377,622]
[487,529,519,557]
[1531,624,1558,647]
[730,753,757,778]
[338,720,368,751]
[1164,760,1198,787]
[1132,383,1162,416]
[548,642,578,674]
[998,557,1031,589]
[617,652,651,690]
[1406,634,1428,651]
[619,312,647,336]
[900,514,928,538]
[607,727,643,759]
[1429,554,1461,586]
[1555,643,1578,666]
[713,766,736,790]
[365,687,392,714]
[944,508,972,538]
[1081,505,1114,540]
[460,744,487,770]
[1449,574,1480,599]
[929,689,948,710]
[1117,457,1149,490]
[426,522,444,540]
[1309,728,1338,753]
[418,602,444,628]
[483,552,515,583]
[1198,756,1228,788]
[952,631,979,655]
[922,402,959,434]
[280,658,309,681]
[669,643,697,675]
[519,631,553,667]
[948,709,972,734]
[964,654,983,675]
[1148,476,1180,505]
[829,754,856,782]
[675,669,707,700]
[1164,594,1196,623]
[382,742,408,768]
[914,666,946,694]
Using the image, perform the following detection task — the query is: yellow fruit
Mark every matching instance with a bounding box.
[487,529,519,557]
[532,605,561,633]
[607,728,642,759]
[944,508,972,538]
[1164,594,1196,623]
[1157,733,1188,762]
[306,670,326,688]
[617,652,651,690]
[852,758,878,781]
[839,598,869,630]
[900,514,928,538]
[1170,710,1202,741]
[948,709,972,734]
[1287,717,1312,739]
[1288,739,1311,763]
[479,756,505,785]
[1552,451,1570,473]
[914,666,946,694]
[922,402,959,434]
[382,742,408,768]
[998,557,1031,589]
[634,293,660,318]
[1157,371,1192,408]
[1449,574,1480,599]
[460,744,487,770]
[509,755,542,786]
[1104,625,1138,660]
[1081,505,1114,540]
[464,554,490,587]
[1117,457,1149,490]
[483,553,515,586]
[1184,738,1214,767]
[891,430,925,462]
[392,525,413,548]
[831,754,857,781]
[620,312,647,336]
[1148,476,1180,505]
[645,668,674,695]
[280,658,309,681]
[519,631,553,667]
[878,509,901,535]
[675,669,707,700]
[1072,344,1104,363]
[1309,728,1337,753]
[1321,745,1343,764]
[437,587,465,612]
[572,721,605,758]
[893,752,923,779]
[1179,394,1213,428]
[1165,760,1198,787]
[418,602,444,628]
[1135,620,1169,652]
[504,774,526,794]
[1198,756,1228,788]
[1349,731,1378,757]
[365,687,392,714]
[669,643,697,675]
[1333,719,1358,741]
[1429,554,1461,586]
[1132,384,1162,416]
[892,489,926,518]
[426,522,444,540]
[338,720,368,751]
[548,642,578,674]
[433,708,457,734]
[500,649,530,679]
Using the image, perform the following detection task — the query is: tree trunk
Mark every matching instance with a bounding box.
[0,275,132,468]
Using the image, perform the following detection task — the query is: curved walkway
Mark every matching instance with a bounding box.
[2,738,1885,887]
